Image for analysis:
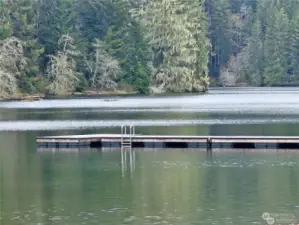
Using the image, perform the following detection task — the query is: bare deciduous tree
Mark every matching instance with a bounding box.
[0,70,18,97]
[220,66,237,87]
[85,39,120,90]
[220,50,248,87]
[46,34,80,95]
[0,37,26,97]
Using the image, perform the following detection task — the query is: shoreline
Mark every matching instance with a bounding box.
[2,86,299,102]
[0,89,209,102]
[0,90,138,102]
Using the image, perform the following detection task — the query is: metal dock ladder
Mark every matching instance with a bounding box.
[121,124,135,149]
[120,124,136,177]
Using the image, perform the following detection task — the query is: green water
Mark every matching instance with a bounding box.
[1,88,299,225]
[1,148,299,225]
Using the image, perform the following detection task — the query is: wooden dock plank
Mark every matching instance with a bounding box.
[37,134,299,140]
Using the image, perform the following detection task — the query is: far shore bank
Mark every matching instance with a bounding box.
[0,90,137,102]
[0,90,204,102]
[0,88,211,102]
[3,85,299,102]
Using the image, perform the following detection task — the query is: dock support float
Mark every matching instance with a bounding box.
[207,138,212,152]
[36,134,299,151]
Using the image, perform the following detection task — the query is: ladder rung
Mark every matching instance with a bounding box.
[120,124,135,149]
[122,144,131,146]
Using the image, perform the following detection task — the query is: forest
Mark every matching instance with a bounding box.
[0,0,298,97]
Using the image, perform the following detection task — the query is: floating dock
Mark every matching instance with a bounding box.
[36,134,299,150]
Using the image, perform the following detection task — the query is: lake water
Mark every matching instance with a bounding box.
[1,87,299,225]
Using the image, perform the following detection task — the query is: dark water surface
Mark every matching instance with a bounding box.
[1,87,299,225]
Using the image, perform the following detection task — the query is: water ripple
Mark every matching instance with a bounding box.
[0,118,298,131]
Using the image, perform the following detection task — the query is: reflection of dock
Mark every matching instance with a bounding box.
[36,134,299,150]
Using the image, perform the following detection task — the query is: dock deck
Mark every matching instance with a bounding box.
[36,134,299,150]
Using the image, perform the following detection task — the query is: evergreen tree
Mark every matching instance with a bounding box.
[263,6,289,85]
[0,1,12,40]
[133,0,209,92]
[245,18,264,86]
[75,0,112,44]
[289,9,299,81]
[37,0,76,59]
[280,0,299,19]
[208,0,233,77]
[3,0,44,93]
[104,0,151,93]
[185,0,210,91]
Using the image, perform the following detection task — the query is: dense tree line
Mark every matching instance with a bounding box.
[0,0,299,97]
[213,0,299,87]
[0,0,209,97]
[0,0,154,96]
